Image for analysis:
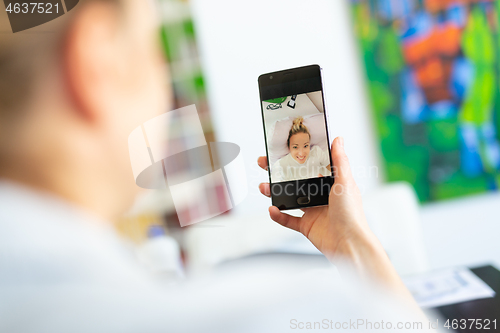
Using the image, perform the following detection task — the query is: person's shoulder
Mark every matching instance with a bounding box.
[310,145,322,154]
[276,153,292,165]
[272,157,285,172]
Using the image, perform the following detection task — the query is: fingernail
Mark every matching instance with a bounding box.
[338,136,344,148]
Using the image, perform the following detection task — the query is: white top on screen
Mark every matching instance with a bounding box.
[271,145,331,183]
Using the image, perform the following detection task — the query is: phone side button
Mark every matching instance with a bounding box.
[297,197,310,205]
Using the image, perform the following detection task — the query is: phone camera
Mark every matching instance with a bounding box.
[270,75,273,79]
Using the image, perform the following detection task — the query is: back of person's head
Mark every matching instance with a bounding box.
[0,0,171,219]
[0,0,117,118]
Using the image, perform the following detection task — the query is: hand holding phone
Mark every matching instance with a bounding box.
[257,138,420,307]
[258,137,369,261]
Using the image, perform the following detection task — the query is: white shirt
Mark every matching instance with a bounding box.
[0,181,425,333]
[272,146,331,182]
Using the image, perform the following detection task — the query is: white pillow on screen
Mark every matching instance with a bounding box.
[268,113,329,165]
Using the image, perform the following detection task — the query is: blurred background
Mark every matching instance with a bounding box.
[117,0,500,280]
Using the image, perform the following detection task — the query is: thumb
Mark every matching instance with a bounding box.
[331,137,354,184]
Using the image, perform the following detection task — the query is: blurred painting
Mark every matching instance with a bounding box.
[350,0,500,202]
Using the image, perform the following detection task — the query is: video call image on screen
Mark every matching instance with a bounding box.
[263,91,331,184]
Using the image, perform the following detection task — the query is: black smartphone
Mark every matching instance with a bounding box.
[258,64,334,210]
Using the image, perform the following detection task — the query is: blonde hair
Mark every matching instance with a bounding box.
[287,117,310,147]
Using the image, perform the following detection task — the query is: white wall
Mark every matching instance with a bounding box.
[420,193,500,269]
[191,0,381,215]
[191,0,500,269]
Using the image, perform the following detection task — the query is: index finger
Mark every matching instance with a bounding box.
[257,156,268,171]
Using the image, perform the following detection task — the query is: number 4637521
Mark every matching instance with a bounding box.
[444,319,496,330]
[5,2,59,14]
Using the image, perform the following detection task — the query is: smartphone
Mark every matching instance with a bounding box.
[258,64,334,210]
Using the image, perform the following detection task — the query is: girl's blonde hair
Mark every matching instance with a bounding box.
[287,117,310,147]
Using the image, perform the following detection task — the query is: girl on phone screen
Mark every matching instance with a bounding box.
[271,117,331,182]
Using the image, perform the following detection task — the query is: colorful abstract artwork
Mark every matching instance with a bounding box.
[351,0,500,202]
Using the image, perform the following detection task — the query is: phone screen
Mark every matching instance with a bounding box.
[259,65,334,210]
